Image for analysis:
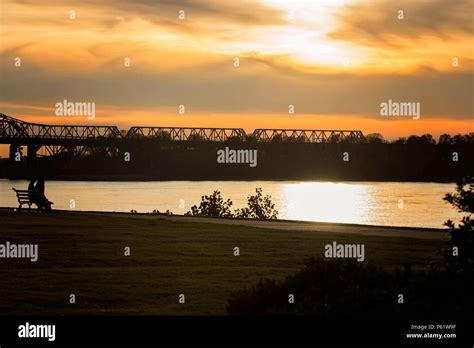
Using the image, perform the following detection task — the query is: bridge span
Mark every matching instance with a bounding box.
[0,113,366,160]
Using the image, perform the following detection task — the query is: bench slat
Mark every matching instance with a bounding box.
[12,188,54,210]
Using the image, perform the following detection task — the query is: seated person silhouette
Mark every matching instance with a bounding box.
[32,177,53,212]
[28,178,40,208]
[28,179,36,191]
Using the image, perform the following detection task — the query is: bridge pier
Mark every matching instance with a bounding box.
[27,144,38,161]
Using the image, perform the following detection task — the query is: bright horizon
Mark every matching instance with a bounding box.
[0,0,473,150]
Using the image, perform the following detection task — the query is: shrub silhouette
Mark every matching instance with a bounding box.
[186,190,233,218]
[227,258,474,318]
[442,177,474,274]
[186,188,278,220]
[235,188,278,220]
[227,258,403,318]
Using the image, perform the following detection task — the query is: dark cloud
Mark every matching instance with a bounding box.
[1,56,472,119]
[329,0,473,47]
[130,0,286,25]
[12,0,287,31]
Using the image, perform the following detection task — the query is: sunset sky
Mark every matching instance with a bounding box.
[0,0,473,141]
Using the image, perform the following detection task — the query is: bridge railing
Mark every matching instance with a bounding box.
[127,127,247,142]
[27,124,122,139]
[252,129,366,143]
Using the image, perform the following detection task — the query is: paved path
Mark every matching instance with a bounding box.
[153,214,447,240]
[0,207,448,240]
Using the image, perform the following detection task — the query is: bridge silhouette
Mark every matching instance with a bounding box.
[0,113,366,160]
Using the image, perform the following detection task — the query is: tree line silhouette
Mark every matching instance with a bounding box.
[1,132,472,181]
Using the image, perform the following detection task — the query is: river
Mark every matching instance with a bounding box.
[0,180,462,228]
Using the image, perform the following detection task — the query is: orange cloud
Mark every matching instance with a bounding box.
[328,0,474,73]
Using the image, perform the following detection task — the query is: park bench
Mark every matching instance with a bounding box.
[12,188,53,210]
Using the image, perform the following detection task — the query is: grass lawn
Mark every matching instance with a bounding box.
[0,210,447,315]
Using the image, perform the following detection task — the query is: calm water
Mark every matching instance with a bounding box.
[0,180,462,228]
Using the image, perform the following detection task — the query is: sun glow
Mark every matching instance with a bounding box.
[246,0,363,68]
[280,182,373,224]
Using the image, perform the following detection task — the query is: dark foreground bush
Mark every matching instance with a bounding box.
[227,258,474,319]
[186,187,278,219]
[442,177,473,274]
[235,188,278,220]
[186,190,234,218]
